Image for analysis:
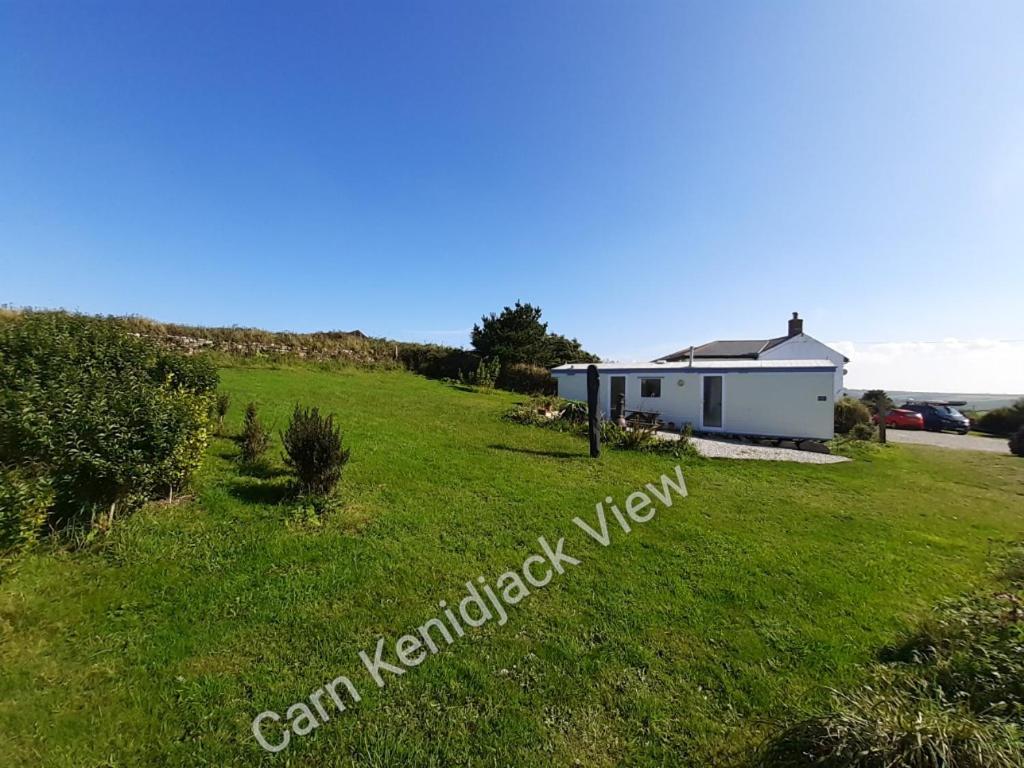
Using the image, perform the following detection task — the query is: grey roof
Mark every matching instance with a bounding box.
[552,359,837,373]
[656,337,787,362]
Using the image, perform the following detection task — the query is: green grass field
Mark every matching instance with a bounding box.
[2,364,1022,766]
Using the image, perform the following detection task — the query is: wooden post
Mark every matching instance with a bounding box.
[878,401,888,444]
[587,364,600,458]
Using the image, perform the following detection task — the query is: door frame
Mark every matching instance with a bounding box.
[608,375,626,419]
[699,374,725,431]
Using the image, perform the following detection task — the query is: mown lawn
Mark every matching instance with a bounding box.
[1,364,1022,767]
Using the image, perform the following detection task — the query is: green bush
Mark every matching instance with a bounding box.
[1009,425,1024,457]
[975,400,1024,436]
[756,682,1023,768]
[0,312,217,531]
[239,402,270,464]
[617,425,659,450]
[757,547,1024,767]
[465,357,501,388]
[497,362,556,395]
[214,392,230,435]
[397,345,479,381]
[0,465,53,557]
[848,422,877,441]
[505,397,564,426]
[560,400,588,423]
[895,591,1024,717]
[834,397,872,435]
[281,406,350,496]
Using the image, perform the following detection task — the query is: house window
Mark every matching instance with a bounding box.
[640,378,661,398]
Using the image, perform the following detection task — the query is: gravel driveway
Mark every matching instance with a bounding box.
[657,432,850,464]
[885,429,1011,454]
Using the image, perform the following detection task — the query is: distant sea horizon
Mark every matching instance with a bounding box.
[845,389,1022,412]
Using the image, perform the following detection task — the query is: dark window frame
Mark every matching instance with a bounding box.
[640,377,662,398]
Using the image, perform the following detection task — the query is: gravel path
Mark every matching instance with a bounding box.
[656,432,850,464]
[885,429,1011,454]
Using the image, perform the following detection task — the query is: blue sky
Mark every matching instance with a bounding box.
[2,1,1023,391]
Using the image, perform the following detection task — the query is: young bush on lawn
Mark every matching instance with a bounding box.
[0,312,217,531]
[1009,425,1024,457]
[281,406,350,496]
[214,392,230,435]
[239,402,270,464]
[465,357,500,388]
[848,422,877,441]
[834,397,872,435]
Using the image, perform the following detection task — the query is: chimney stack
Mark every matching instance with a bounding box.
[788,312,803,338]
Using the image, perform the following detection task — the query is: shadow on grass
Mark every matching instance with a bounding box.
[237,461,289,480]
[489,443,585,460]
[227,478,293,505]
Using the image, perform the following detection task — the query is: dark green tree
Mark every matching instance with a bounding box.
[471,302,598,368]
[860,389,894,414]
[471,302,550,366]
[544,333,600,367]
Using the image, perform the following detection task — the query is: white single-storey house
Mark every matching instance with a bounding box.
[550,314,848,441]
[551,359,837,440]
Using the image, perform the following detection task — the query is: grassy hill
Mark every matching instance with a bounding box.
[2,363,1022,766]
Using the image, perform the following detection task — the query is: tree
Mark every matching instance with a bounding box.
[860,389,894,415]
[471,302,598,368]
[544,333,600,367]
[471,302,550,366]
[239,402,269,463]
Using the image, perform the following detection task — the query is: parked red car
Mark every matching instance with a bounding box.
[873,408,925,430]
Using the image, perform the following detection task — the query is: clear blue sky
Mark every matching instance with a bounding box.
[2,2,1023,389]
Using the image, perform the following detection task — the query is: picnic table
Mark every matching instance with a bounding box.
[623,409,661,428]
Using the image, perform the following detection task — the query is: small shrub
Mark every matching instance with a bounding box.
[465,357,501,388]
[281,406,350,496]
[560,400,588,423]
[239,402,270,464]
[599,421,627,445]
[215,392,230,435]
[1,465,53,557]
[505,397,566,426]
[975,400,1024,436]
[849,422,877,441]
[670,427,699,459]
[1009,425,1024,457]
[834,397,872,435]
[618,426,659,450]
